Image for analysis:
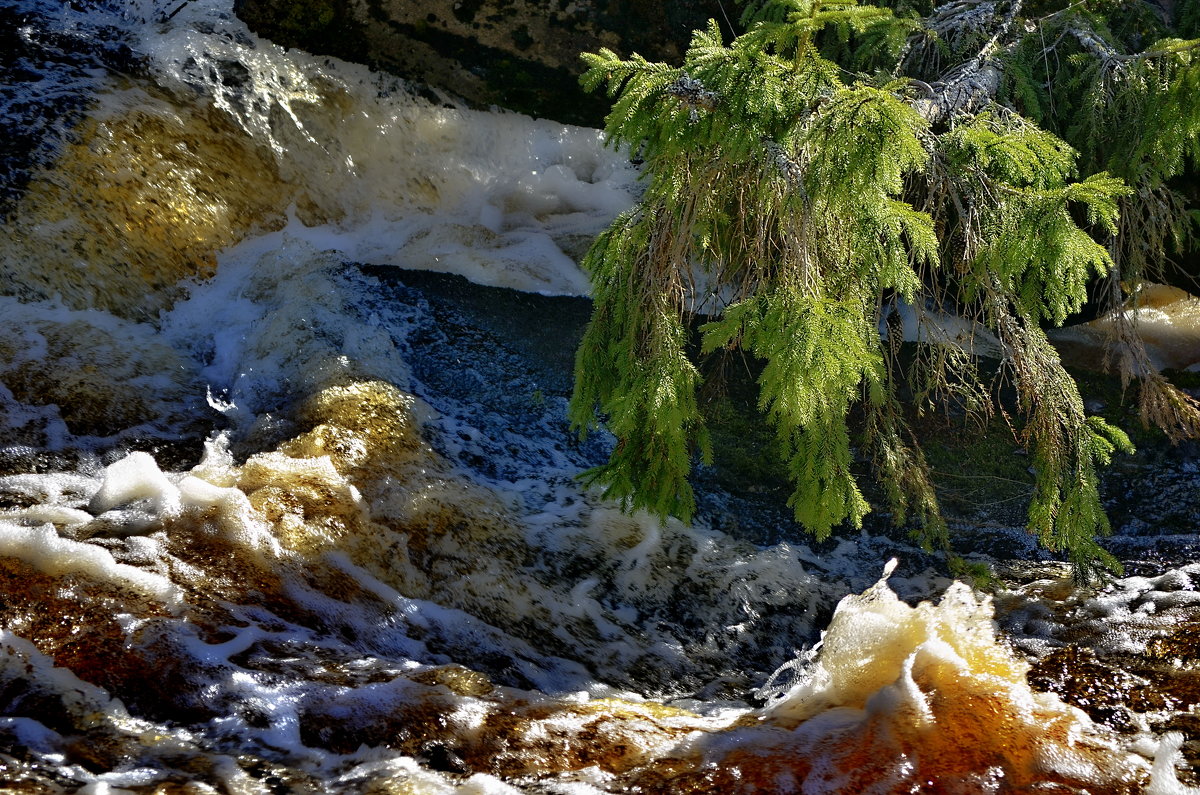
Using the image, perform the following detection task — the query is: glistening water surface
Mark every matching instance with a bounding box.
[2,1,1200,792]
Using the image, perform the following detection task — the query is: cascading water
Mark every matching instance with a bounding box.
[2,0,1200,792]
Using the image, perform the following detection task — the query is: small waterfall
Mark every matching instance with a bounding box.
[2,0,1199,792]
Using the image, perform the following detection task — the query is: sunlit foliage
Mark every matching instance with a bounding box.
[570,0,1200,577]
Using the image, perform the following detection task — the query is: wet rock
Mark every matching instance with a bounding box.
[1028,646,1167,726]
[410,664,495,697]
[235,0,734,125]
[0,2,145,219]
[2,104,292,320]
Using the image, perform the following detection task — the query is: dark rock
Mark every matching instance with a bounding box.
[234,0,734,126]
[0,2,147,219]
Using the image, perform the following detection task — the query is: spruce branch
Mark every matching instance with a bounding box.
[1066,23,1200,64]
[764,138,807,194]
[665,73,719,122]
[910,0,1022,124]
[572,0,1198,575]
[912,60,1003,124]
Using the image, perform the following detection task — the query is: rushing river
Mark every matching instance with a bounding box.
[2,0,1200,792]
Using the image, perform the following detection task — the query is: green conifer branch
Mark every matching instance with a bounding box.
[570,0,1200,576]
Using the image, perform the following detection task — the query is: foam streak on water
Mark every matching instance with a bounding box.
[1,0,1199,792]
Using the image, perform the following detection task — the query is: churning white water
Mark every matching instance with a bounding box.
[1,0,1200,792]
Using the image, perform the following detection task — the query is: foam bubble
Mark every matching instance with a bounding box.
[90,451,182,517]
[1148,733,1200,795]
[752,563,1147,790]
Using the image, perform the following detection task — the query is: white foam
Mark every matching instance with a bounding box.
[754,563,1146,789]
[0,296,200,449]
[90,451,182,516]
[1148,733,1200,794]
[131,0,640,297]
[0,504,93,526]
[0,521,184,609]
[0,716,62,754]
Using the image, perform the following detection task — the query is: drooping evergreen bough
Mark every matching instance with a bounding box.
[569,0,1200,577]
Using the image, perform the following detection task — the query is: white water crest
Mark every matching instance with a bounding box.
[2,0,1200,792]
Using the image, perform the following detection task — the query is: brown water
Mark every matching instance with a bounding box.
[1050,284,1200,372]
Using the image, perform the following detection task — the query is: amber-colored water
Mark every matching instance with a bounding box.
[1051,284,1200,372]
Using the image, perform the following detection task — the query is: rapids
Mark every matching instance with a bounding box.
[2,0,1200,792]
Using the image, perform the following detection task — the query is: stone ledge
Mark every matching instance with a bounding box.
[235,0,731,125]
